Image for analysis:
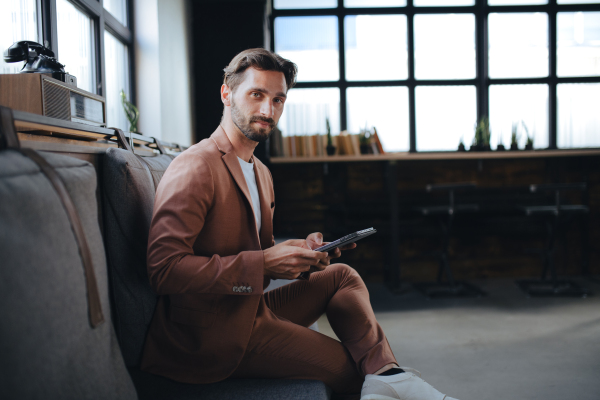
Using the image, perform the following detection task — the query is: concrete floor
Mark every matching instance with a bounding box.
[317,278,600,400]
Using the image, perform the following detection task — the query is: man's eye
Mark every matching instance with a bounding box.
[274,98,284,104]
[251,92,260,97]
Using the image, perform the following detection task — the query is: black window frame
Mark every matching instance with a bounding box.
[269,0,600,152]
[38,0,134,103]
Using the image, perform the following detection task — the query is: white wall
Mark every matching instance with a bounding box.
[134,0,193,146]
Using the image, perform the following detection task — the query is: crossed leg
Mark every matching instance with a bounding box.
[230,263,397,399]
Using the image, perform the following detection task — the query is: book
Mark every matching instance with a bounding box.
[350,134,360,156]
[373,128,385,154]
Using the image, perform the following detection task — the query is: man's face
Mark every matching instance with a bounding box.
[228,68,287,143]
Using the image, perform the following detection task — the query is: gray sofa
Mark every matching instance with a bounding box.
[0,107,331,399]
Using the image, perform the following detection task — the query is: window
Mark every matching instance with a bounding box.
[1,0,133,130]
[1,0,39,74]
[57,0,97,93]
[270,0,600,151]
[104,30,130,130]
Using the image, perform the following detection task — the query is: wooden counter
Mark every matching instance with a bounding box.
[270,148,600,163]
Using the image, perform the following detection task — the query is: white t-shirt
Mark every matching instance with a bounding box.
[237,156,261,234]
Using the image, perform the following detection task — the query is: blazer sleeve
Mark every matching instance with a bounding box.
[146,153,265,296]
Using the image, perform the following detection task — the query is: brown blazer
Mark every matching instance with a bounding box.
[141,126,275,383]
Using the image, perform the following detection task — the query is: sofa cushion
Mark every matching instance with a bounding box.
[0,149,137,399]
[129,369,332,400]
[102,148,174,367]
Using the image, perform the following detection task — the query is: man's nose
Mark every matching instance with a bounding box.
[259,100,274,118]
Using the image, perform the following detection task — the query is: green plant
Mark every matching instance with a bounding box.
[526,135,534,146]
[326,117,333,146]
[120,89,139,133]
[359,125,371,146]
[511,123,520,145]
[473,116,491,147]
[522,121,533,146]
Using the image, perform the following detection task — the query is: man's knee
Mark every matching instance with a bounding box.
[328,263,363,285]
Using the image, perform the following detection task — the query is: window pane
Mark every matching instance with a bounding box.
[347,87,409,152]
[104,31,130,131]
[416,86,476,152]
[489,84,548,149]
[489,13,549,78]
[57,0,96,93]
[278,88,340,136]
[558,12,600,77]
[414,14,476,80]
[415,0,474,6]
[345,15,407,81]
[558,0,600,4]
[0,0,38,74]
[345,0,406,7]
[104,0,127,26]
[275,17,339,82]
[275,0,337,9]
[558,83,600,148]
[489,0,547,5]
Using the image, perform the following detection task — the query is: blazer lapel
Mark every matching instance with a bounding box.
[221,152,254,211]
[211,126,260,245]
[253,162,273,249]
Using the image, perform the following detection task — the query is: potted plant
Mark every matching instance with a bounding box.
[359,128,372,155]
[525,135,534,151]
[120,89,139,133]
[522,122,534,150]
[471,117,491,151]
[325,117,336,156]
[457,136,466,152]
[496,134,506,151]
[510,123,519,151]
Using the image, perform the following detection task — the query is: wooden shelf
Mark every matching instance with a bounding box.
[269,148,600,163]
[11,109,183,152]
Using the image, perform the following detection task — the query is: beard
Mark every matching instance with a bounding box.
[230,98,276,143]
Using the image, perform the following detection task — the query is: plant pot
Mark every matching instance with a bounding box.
[525,144,533,151]
[326,145,336,156]
[482,144,491,151]
[457,143,466,152]
[360,144,371,155]
[496,144,506,151]
[470,144,483,152]
[510,143,519,151]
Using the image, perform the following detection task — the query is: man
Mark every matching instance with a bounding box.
[141,48,459,400]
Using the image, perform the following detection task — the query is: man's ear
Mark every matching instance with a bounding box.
[221,84,232,106]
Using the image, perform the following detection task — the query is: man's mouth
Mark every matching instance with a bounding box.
[252,119,273,129]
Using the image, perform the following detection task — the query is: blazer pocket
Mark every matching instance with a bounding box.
[169,306,217,328]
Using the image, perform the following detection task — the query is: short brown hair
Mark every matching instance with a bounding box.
[223,48,298,93]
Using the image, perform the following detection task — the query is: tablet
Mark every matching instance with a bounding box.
[314,228,377,253]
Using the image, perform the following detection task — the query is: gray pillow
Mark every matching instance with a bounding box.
[0,150,137,399]
[102,148,174,367]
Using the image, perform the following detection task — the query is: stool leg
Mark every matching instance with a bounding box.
[439,216,456,287]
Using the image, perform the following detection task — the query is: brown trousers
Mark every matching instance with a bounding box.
[230,264,397,399]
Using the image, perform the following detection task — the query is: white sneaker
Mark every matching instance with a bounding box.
[360,370,459,400]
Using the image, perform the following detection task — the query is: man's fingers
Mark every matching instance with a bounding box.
[306,232,323,246]
[339,242,357,251]
[328,248,342,259]
[282,239,309,248]
[291,246,328,261]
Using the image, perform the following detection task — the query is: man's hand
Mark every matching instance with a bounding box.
[263,239,328,280]
[306,232,357,270]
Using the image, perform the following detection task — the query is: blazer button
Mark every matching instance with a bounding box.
[233,286,238,292]
[247,287,253,293]
[242,286,248,292]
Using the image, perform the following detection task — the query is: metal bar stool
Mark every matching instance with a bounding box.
[414,182,486,298]
[517,183,590,297]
